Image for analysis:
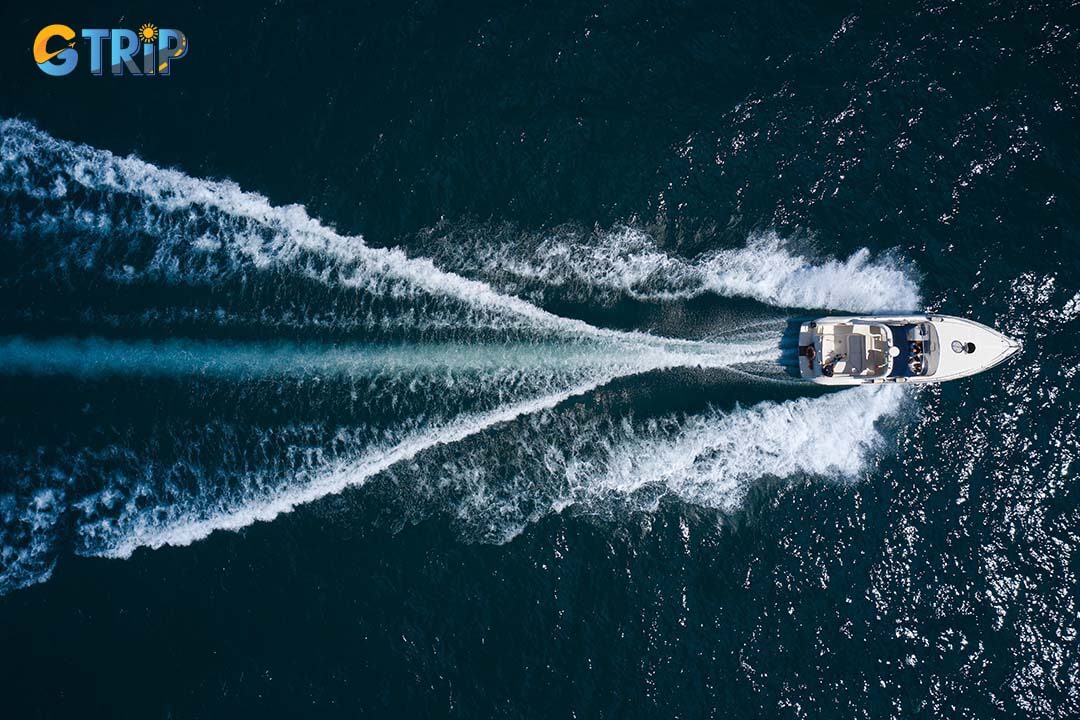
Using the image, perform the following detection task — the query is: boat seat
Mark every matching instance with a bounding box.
[846,334,866,374]
[821,334,837,358]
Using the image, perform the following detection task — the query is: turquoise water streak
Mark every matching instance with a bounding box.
[0,335,775,378]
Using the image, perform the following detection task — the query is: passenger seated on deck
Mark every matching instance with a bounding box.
[799,344,816,369]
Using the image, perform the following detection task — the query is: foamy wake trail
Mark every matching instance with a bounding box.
[73,336,778,559]
[384,384,909,542]
[0,120,907,597]
[414,222,922,312]
[0,119,790,595]
[0,118,653,342]
[0,333,780,592]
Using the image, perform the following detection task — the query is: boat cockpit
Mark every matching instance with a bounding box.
[801,319,939,380]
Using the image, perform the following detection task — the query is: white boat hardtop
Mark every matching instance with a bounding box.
[798,314,1020,385]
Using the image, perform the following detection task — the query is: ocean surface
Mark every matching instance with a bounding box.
[1,1,1078,717]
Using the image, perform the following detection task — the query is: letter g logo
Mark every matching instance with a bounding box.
[34,24,78,76]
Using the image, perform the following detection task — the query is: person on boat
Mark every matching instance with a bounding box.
[800,343,816,369]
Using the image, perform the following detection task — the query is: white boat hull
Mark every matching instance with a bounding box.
[798,314,1020,385]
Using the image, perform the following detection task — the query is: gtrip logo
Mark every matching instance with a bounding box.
[33,23,188,77]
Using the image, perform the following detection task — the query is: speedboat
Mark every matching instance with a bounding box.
[798,314,1020,385]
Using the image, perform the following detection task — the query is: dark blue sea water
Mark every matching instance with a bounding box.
[1,1,1078,717]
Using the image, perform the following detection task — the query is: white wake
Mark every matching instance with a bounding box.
[0,120,916,595]
[385,383,909,542]
[415,222,923,312]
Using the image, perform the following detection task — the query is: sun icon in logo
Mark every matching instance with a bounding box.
[138,23,158,44]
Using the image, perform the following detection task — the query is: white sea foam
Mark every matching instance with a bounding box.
[92,380,615,557]
[396,383,908,542]
[417,223,923,312]
[589,382,905,507]
[2,119,801,347]
[2,117,555,336]
[0,488,62,595]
